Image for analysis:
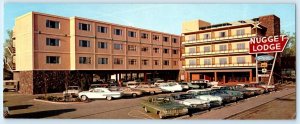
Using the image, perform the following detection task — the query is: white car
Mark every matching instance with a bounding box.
[171,93,210,110]
[63,86,81,97]
[159,83,183,92]
[187,89,223,106]
[78,88,122,101]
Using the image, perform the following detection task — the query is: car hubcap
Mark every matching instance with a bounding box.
[107,96,112,100]
[82,96,87,101]
[132,94,137,97]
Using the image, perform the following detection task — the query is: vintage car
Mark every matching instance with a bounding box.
[188,83,200,89]
[141,96,188,119]
[187,89,223,107]
[210,89,236,103]
[119,87,143,97]
[258,82,276,92]
[159,82,183,92]
[3,80,18,92]
[134,85,162,95]
[126,81,140,88]
[212,86,244,100]
[178,82,189,90]
[78,88,122,101]
[154,80,165,86]
[63,86,81,97]
[171,93,210,110]
[238,84,265,95]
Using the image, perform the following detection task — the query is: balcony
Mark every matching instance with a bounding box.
[182,33,256,46]
[4,56,16,71]
[6,44,16,56]
[183,62,256,69]
[182,48,249,58]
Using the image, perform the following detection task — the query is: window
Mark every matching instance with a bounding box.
[46,56,60,64]
[141,33,149,39]
[219,44,227,51]
[153,48,159,53]
[128,59,137,65]
[219,32,226,38]
[141,47,148,52]
[154,60,159,65]
[163,37,169,42]
[128,31,137,37]
[173,50,178,54]
[237,43,245,50]
[79,57,91,64]
[98,58,108,64]
[204,34,210,39]
[237,57,246,64]
[172,38,177,43]
[114,29,122,35]
[163,49,169,54]
[163,60,169,65]
[189,47,196,54]
[46,38,60,46]
[114,58,123,65]
[98,42,107,49]
[153,35,159,40]
[79,40,90,47]
[46,20,60,29]
[142,59,148,65]
[189,59,196,66]
[204,46,211,52]
[173,61,177,66]
[114,44,122,50]
[79,23,91,31]
[128,45,137,51]
[236,29,245,36]
[204,59,211,65]
[219,58,227,65]
[188,35,196,41]
[98,26,108,33]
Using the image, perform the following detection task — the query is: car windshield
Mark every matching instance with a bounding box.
[198,91,210,95]
[156,97,173,103]
[180,94,194,99]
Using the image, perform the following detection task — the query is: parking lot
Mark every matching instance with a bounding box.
[3,84,296,119]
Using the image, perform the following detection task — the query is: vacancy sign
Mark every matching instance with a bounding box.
[249,35,289,54]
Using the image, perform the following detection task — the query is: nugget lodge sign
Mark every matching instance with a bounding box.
[249,35,289,54]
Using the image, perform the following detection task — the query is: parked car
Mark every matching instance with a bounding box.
[258,82,276,92]
[238,84,265,95]
[3,80,18,92]
[63,86,81,97]
[141,96,188,119]
[178,82,189,90]
[187,89,223,107]
[159,82,183,92]
[212,86,244,100]
[187,83,200,89]
[3,106,9,118]
[171,93,210,110]
[154,80,165,86]
[119,87,143,98]
[208,81,219,87]
[78,88,122,101]
[126,81,140,88]
[230,85,255,97]
[108,83,120,91]
[210,89,236,103]
[134,85,162,95]
[89,84,102,89]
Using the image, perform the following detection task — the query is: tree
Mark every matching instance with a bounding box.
[3,30,14,80]
[282,31,296,57]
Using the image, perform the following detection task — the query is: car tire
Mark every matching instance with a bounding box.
[144,107,149,113]
[132,93,137,98]
[171,90,175,93]
[81,95,89,101]
[158,112,164,119]
[106,96,112,101]
[3,89,8,92]
[150,91,155,95]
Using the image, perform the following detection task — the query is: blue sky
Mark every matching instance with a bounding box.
[4,3,295,39]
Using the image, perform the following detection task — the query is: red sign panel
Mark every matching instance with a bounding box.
[249,35,289,54]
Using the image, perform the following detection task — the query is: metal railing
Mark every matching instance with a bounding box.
[182,33,257,44]
[183,62,255,68]
[4,57,16,71]
[183,48,249,57]
[6,44,16,56]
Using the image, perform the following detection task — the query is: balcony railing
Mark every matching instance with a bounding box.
[4,57,16,71]
[182,33,257,45]
[182,48,249,57]
[183,62,256,69]
[6,44,16,56]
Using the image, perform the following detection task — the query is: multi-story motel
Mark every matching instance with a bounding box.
[180,15,281,84]
[9,12,181,94]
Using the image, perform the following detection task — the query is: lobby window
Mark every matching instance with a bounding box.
[98,42,107,49]
[98,58,108,64]
[128,31,137,37]
[79,57,91,64]
[173,49,178,54]
[189,59,196,66]
[79,40,90,47]
[128,45,137,51]
[189,47,196,54]
[114,44,123,50]
[236,29,245,36]
[219,58,227,65]
[219,44,227,51]
[142,59,149,65]
[114,58,123,65]
[128,59,137,65]
[153,35,159,40]
[203,34,210,40]
[163,60,169,66]
[237,43,245,50]
[173,61,177,66]
[204,59,211,65]
[46,38,60,46]
[163,49,169,54]
[204,46,211,52]
[219,31,226,38]
[98,26,108,33]
[114,28,123,35]
[79,23,91,31]
[163,37,169,42]
[154,60,159,65]
[153,48,160,53]
[141,33,149,39]
[237,57,246,64]
[46,20,60,29]
[46,56,60,64]
[141,47,149,52]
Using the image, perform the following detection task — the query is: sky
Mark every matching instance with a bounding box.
[4,3,295,39]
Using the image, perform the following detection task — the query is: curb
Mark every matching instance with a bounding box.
[33,99,83,104]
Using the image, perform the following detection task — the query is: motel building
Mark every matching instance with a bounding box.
[8,12,181,94]
[180,15,282,84]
